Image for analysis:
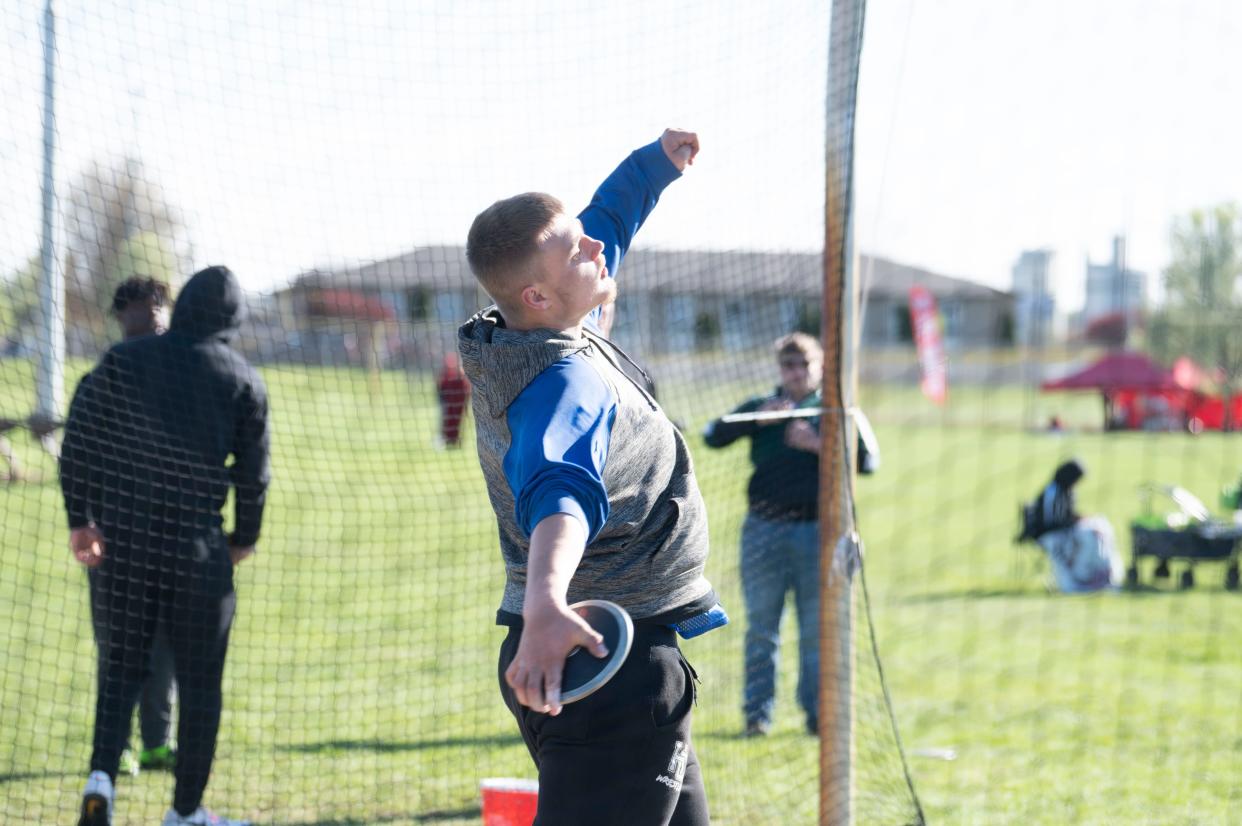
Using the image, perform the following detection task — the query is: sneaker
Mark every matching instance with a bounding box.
[161,806,251,826]
[743,719,771,738]
[139,744,177,771]
[78,770,113,826]
[118,749,140,777]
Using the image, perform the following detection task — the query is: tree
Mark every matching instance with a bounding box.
[693,310,720,351]
[62,156,190,350]
[0,257,41,352]
[1149,203,1242,429]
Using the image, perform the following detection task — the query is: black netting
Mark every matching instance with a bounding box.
[3,2,923,824]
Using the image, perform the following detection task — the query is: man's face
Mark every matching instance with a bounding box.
[778,349,822,400]
[532,212,614,326]
[115,298,169,340]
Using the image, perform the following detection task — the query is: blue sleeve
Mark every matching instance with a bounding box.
[504,356,617,543]
[581,139,682,325]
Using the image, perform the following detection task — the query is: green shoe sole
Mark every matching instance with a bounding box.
[138,745,177,771]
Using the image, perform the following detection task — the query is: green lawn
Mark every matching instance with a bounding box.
[2,358,1240,824]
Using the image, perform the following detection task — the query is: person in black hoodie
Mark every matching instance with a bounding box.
[62,265,269,826]
[1018,459,1085,543]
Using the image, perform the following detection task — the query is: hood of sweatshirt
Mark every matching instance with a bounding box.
[457,306,590,419]
[170,265,245,342]
[1053,458,1085,489]
[457,303,715,623]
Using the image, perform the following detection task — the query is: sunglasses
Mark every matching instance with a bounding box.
[779,359,809,369]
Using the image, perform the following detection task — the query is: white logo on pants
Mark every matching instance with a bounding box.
[667,741,688,781]
[655,741,689,791]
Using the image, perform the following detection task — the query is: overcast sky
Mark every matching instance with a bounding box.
[3,0,1239,311]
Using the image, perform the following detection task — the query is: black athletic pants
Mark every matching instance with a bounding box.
[88,530,235,815]
[498,623,710,826]
[138,627,177,751]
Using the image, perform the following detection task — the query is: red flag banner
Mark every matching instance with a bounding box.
[909,285,947,404]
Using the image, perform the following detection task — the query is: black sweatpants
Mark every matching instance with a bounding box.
[139,627,177,751]
[88,530,236,815]
[498,623,710,826]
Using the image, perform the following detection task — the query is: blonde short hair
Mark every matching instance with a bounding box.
[774,331,822,361]
[466,192,564,303]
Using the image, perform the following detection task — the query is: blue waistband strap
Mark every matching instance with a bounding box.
[669,603,729,639]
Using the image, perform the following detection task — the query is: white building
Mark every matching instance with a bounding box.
[1084,235,1146,323]
[1011,248,1057,346]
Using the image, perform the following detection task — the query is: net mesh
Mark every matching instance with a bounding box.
[2,1,924,824]
[847,1,1242,823]
[17,1,1242,824]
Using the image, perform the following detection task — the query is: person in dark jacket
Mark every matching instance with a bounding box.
[1016,459,1121,592]
[108,277,179,777]
[111,276,171,341]
[703,332,824,737]
[1018,459,1085,542]
[62,265,269,826]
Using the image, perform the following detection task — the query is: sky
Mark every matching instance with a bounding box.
[2,0,1240,313]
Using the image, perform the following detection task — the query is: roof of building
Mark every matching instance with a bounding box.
[860,255,1010,301]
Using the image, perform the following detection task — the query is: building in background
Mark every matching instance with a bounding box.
[1011,249,1057,347]
[257,248,1014,368]
[1083,235,1147,328]
[859,256,1014,350]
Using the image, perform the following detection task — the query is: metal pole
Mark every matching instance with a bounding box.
[820,0,865,823]
[36,0,65,424]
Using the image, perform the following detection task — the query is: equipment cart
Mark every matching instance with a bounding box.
[1128,484,1242,590]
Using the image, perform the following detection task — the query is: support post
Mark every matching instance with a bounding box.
[36,0,65,424]
[819,0,865,823]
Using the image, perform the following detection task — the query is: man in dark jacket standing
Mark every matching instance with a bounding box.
[703,332,824,738]
[108,276,179,777]
[62,265,269,826]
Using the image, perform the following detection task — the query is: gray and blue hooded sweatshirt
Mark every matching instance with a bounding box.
[458,139,716,625]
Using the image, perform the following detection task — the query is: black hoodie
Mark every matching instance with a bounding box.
[60,266,270,549]
[1018,459,1085,542]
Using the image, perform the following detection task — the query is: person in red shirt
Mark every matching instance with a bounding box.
[436,353,471,447]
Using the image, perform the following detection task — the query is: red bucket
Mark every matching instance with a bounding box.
[480,778,539,826]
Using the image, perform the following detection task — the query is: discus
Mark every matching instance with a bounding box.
[717,405,870,425]
[720,407,826,424]
[560,599,634,704]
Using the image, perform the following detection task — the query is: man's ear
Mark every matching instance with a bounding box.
[520,284,550,312]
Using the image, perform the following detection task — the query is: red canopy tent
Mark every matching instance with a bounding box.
[1041,351,1187,431]
[1041,351,1178,393]
[1171,356,1218,392]
[1042,352,1242,431]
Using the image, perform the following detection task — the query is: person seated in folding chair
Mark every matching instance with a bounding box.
[1018,459,1122,593]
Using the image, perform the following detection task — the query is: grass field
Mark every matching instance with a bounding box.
[3,356,1241,824]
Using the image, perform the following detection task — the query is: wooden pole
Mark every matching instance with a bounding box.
[820,0,865,823]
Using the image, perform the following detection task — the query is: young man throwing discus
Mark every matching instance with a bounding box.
[459,128,723,826]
